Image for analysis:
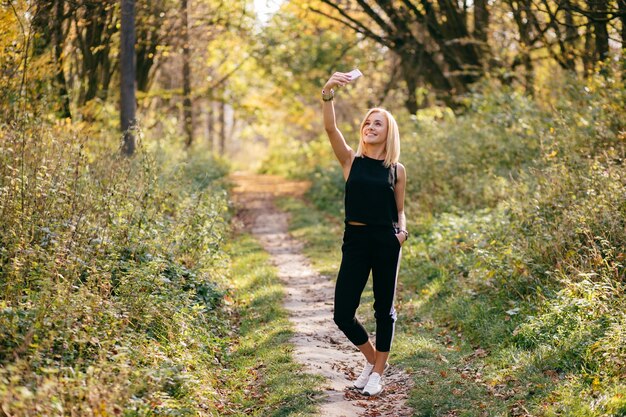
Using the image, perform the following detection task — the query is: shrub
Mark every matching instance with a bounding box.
[0,116,231,415]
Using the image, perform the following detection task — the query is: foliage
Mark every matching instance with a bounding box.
[309,0,624,111]
[402,72,625,415]
[0,115,232,415]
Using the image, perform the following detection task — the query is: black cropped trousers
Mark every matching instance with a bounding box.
[333,223,402,352]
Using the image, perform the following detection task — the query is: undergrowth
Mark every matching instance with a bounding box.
[0,116,232,415]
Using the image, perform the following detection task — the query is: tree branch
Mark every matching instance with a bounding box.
[309,5,392,47]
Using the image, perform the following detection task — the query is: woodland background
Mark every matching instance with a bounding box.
[1,0,625,415]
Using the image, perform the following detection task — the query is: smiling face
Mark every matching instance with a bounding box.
[355,108,400,166]
[360,112,389,146]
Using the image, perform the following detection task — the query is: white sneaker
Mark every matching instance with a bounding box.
[353,361,375,389]
[362,372,383,396]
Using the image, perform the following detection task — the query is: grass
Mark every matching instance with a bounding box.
[0,117,234,415]
[219,233,323,416]
[0,113,322,416]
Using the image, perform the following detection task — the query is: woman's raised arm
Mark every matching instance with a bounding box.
[322,72,355,174]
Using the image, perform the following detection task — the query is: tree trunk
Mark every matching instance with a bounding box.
[590,0,609,63]
[583,23,595,76]
[31,2,53,56]
[402,65,419,115]
[522,49,534,96]
[136,3,165,92]
[508,0,535,94]
[473,0,489,40]
[617,0,626,78]
[474,0,489,46]
[207,99,214,152]
[562,0,579,72]
[315,0,488,111]
[83,5,106,102]
[54,0,71,118]
[182,0,194,148]
[120,0,136,156]
[219,100,226,155]
[75,1,117,105]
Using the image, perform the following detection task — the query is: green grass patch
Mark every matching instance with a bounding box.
[0,117,234,415]
[219,233,323,416]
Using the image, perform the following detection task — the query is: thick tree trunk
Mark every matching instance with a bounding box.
[120,0,136,156]
[399,46,452,112]
[54,0,71,118]
[315,0,489,111]
[590,0,610,63]
[473,0,489,41]
[474,0,489,43]
[182,0,194,148]
[522,50,534,96]
[562,0,579,71]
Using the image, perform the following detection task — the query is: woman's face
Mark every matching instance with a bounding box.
[361,112,388,146]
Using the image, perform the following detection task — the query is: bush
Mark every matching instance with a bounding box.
[397,72,626,414]
[0,116,232,415]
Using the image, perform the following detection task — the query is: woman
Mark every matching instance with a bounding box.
[322,71,408,397]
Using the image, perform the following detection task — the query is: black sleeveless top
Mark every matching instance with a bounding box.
[345,155,398,226]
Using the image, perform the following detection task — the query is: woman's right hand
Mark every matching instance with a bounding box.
[324,72,354,91]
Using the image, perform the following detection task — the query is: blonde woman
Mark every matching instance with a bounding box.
[322,71,407,396]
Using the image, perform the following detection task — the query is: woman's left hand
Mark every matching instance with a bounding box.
[395,232,406,246]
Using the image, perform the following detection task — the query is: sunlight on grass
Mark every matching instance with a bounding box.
[221,233,323,417]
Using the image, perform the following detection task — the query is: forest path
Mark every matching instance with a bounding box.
[230,172,413,417]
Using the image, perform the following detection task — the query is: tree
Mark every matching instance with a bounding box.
[71,0,118,104]
[135,0,173,92]
[617,0,626,73]
[120,0,136,156]
[589,0,610,64]
[311,0,493,111]
[182,0,194,148]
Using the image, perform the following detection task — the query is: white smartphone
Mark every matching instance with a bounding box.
[347,68,363,80]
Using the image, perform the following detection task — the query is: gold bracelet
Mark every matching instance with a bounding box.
[321,89,334,102]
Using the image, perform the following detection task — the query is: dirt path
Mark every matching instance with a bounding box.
[231,172,414,417]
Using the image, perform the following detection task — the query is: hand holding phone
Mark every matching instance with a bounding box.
[347,69,363,81]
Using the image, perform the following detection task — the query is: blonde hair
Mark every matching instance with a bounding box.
[355,108,400,168]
